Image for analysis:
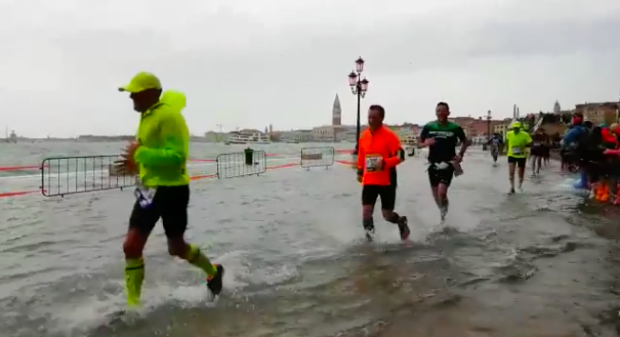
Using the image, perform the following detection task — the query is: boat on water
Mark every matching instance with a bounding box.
[4,127,17,144]
[225,131,271,145]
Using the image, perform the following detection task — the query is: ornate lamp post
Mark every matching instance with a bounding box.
[348,57,369,155]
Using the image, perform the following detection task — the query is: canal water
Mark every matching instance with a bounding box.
[1,142,620,337]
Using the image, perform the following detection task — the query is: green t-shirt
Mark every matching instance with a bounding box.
[133,93,190,187]
[505,130,532,158]
[420,121,466,163]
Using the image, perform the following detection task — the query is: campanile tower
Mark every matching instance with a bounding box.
[332,94,341,126]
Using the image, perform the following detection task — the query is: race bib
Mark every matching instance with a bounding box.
[134,185,157,209]
[365,154,382,172]
[512,147,522,155]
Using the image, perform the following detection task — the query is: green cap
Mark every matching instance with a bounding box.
[118,72,162,93]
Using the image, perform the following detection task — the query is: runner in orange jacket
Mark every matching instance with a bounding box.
[356,104,410,241]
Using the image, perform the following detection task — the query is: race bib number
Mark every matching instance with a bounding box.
[135,186,157,209]
[512,147,522,155]
[365,154,382,172]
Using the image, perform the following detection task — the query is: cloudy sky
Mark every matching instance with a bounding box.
[0,0,618,137]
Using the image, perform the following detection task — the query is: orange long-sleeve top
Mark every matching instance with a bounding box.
[356,125,404,186]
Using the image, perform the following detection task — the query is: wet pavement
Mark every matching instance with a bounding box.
[2,143,620,337]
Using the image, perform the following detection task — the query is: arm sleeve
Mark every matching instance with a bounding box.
[456,127,467,142]
[602,128,616,143]
[563,128,578,144]
[134,112,187,167]
[357,135,365,176]
[384,132,404,168]
[419,125,429,142]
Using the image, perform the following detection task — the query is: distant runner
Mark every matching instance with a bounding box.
[357,105,410,241]
[419,102,468,222]
[489,133,502,165]
[530,128,547,175]
[117,72,224,308]
[505,121,532,193]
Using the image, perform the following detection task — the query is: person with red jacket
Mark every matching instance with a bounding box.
[357,105,410,241]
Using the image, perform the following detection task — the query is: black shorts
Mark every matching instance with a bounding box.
[507,156,526,168]
[129,185,190,238]
[361,184,396,210]
[428,163,455,187]
[531,146,545,157]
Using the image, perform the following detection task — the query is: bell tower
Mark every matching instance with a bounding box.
[332,94,341,126]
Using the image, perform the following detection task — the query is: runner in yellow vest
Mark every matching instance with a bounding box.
[117,72,224,308]
[505,121,532,193]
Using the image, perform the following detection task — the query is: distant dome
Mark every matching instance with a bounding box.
[553,100,561,114]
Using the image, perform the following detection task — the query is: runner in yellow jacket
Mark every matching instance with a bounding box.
[117,72,224,307]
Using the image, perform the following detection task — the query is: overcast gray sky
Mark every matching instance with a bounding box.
[0,0,618,137]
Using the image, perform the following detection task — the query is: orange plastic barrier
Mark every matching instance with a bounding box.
[0,190,40,198]
[0,165,47,171]
[0,161,300,199]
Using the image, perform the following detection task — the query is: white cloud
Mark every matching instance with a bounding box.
[0,0,618,137]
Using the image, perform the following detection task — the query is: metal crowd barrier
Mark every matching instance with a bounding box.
[216,150,267,179]
[41,155,136,197]
[300,147,335,170]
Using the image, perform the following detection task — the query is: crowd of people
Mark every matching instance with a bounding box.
[559,107,620,204]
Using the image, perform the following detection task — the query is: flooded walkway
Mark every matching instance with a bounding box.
[2,149,620,337]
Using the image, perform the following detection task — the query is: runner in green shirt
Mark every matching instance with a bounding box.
[117,72,224,308]
[505,121,532,193]
[419,102,468,222]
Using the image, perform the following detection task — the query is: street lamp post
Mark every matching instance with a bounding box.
[486,110,492,139]
[348,57,369,155]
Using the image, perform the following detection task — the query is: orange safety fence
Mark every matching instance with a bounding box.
[0,165,48,171]
[1,161,348,199]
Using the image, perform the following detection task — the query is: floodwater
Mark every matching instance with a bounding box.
[2,142,620,337]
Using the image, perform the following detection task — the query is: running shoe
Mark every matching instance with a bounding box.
[440,206,448,222]
[364,221,375,242]
[398,216,410,240]
[207,264,225,296]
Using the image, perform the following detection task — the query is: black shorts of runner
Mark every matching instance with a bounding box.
[129,185,190,238]
[507,156,526,168]
[531,146,545,157]
[427,163,455,187]
[361,184,396,210]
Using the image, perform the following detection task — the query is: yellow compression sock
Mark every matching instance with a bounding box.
[125,258,145,307]
[186,244,217,277]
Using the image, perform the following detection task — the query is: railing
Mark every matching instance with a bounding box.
[41,155,135,197]
[216,150,267,179]
[300,147,335,169]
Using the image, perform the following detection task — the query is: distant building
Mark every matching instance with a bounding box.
[280,129,314,142]
[332,94,341,126]
[450,116,502,138]
[553,100,561,114]
[574,102,618,125]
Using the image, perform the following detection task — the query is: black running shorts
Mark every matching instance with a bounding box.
[427,163,455,187]
[531,146,545,157]
[129,185,190,238]
[361,184,396,211]
[507,156,526,168]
